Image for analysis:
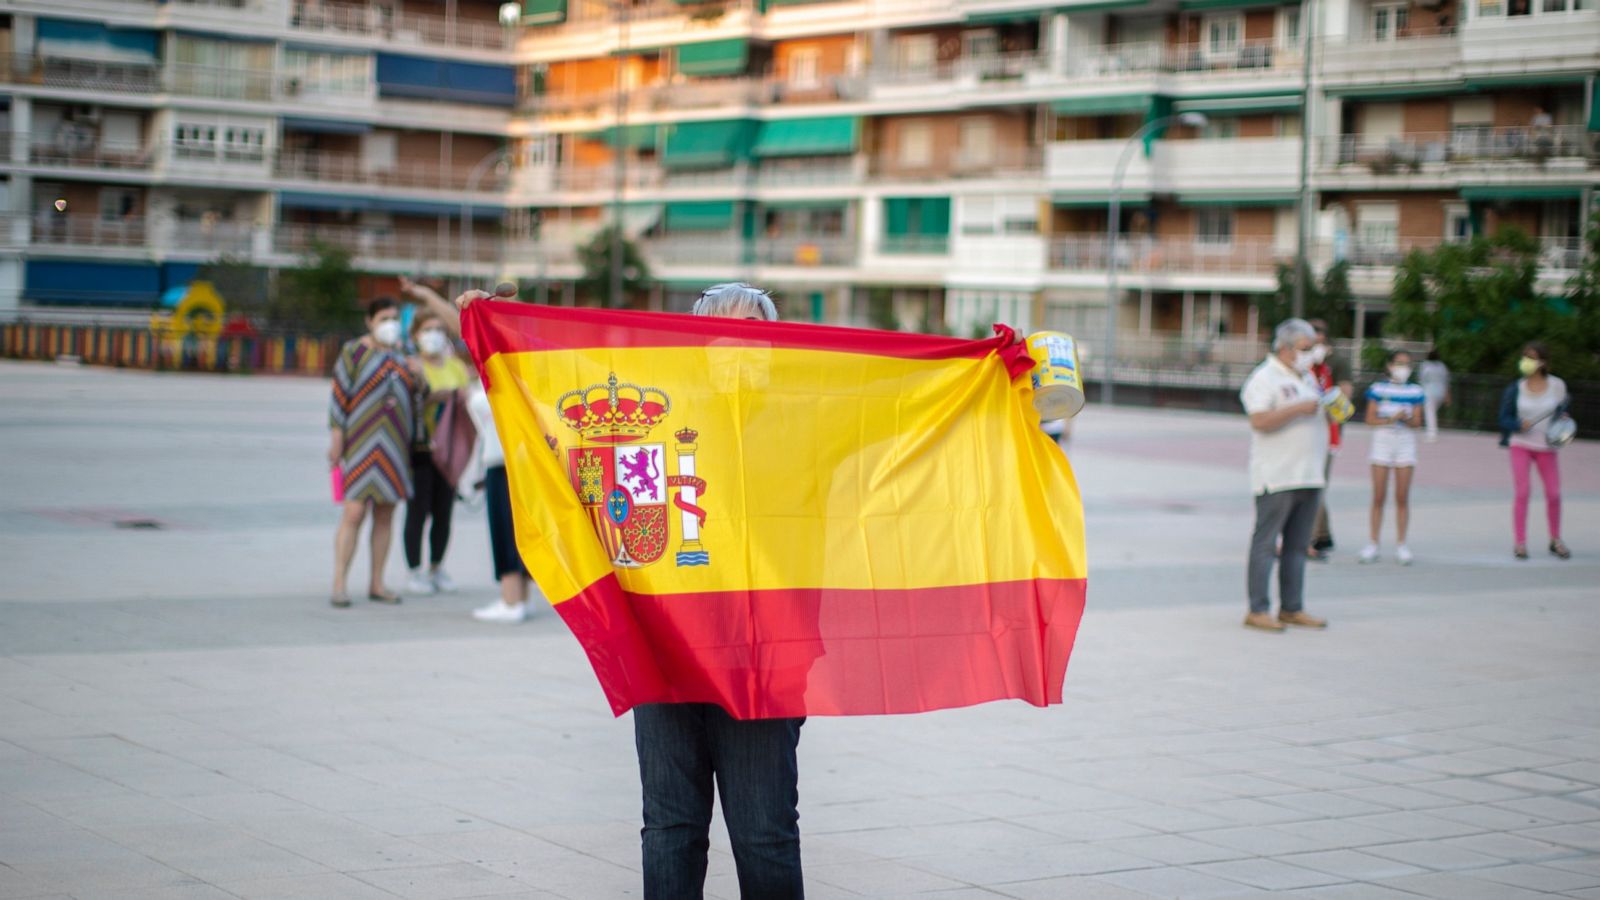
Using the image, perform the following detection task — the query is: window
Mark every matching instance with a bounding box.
[1477,0,1504,16]
[961,29,999,60]
[1371,4,1408,40]
[1444,203,1471,242]
[1280,6,1301,45]
[787,47,819,90]
[98,187,137,221]
[899,120,933,168]
[223,126,265,163]
[173,123,218,161]
[1000,196,1039,234]
[282,49,371,96]
[962,197,996,235]
[1356,203,1399,249]
[1200,117,1239,140]
[894,35,936,73]
[1204,14,1242,56]
[956,118,994,169]
[1197,207,1235,246]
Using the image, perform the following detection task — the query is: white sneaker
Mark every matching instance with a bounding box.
[405,570,436,595]
[472,600,527,623]
[1397,545,1414,566]
[430,568,456,593]
[1359,544,1380,564]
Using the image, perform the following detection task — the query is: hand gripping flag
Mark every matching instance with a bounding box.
[463,302,1086,719]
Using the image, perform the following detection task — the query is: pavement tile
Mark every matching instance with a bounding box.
[1098,865,1278,899]
[1515,823,1600,852]
[1095,834,1246,866]
[1275,884,1419,899]
[994,877,1158,900]
[1333,785,1456,811]
[807,859,971,895]
[1277,849,1426,881]
[1493,796,1600,823]
[1261,791,1392,819]
[351,862,530,900]
[1184,826,1324,857]
[1362,839,1506,871]
[1189,858,1345,891]
[1485,770,1596,793]
[1469,862,1600,892]
[1438,830,1577,863]
[1373,871,1555,900]
[1407,777,1530,804]
[223,872,409,899]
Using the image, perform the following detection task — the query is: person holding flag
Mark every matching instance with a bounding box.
[455,282,1085,899]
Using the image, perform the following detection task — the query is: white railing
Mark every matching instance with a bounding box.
[1163,39,1302,75]
[1063,42,1165,78]
[551,164,665,192]
[879,235,951,255]
[1323,125,1597,169]
[756,158,857,187]
[275,223,501,262]
[642,236,742,266]
[290,1,514,51]
[274,150,510,192]
[164,220,259,254]
[548,0,755,30]
[1337,235,1587,271]
[869,49,1049,85]
[872,148,1043,182]
[168,63,277,101]
[30,215,149,248]
[1048,237,1288,275]
[24,137,158,170]
[2,53,161,93]
[753,236,857,266]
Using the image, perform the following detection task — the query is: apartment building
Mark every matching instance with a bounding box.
[1,0,1594,360]
[0,0,519,309]
[512,0,1596,353]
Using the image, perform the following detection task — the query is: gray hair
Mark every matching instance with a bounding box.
[1272,317,1317,351]
[692,282,778,321]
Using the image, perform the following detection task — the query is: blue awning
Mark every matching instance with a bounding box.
[281,116,373,135]
[37,18,160,58]
[375,54,517,107]
[25,260,161,307]
[161,262,200,292]
[369,198,504,219]
[277,192,373,212]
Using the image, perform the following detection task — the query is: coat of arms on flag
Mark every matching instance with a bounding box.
[560,373,710,569]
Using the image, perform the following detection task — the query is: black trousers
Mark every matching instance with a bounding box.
[404,449,455,569]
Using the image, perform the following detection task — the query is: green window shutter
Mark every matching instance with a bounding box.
[665,200,736,231]
[1460,185,1586,202]
[883,198,912,236]
[1177,191,1299,206]
[1143,95,1173,157]
[918,198,951,236]
[661,119,755,169]
[1051,94,1151,117]
[593,124,659,149]
[751,117,858,157]
[1589,84,1600,131]
[676,39,749,77]
[1172,93,1303,115]
[522,0,566,25]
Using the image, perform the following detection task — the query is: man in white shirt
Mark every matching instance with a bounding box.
[1239,318,1332,633]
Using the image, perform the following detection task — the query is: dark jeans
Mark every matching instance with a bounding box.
[483,465,527,579]
[634,703,804,900]
[403,449,455,569]
[1248,487,1322,615]
[1311,452,1336,550]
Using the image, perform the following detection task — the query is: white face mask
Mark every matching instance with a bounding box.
[1310,344,1329,364]
[1389,365,1412,383]
[418,330,449,356]
[372,319,401,346]
[1293,349,1316,373]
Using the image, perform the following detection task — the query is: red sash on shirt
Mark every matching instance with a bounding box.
[1312,362,1340,450]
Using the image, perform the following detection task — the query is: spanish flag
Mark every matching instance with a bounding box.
[463,302,1086,719]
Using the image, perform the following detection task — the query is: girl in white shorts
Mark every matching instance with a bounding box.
[1362,350,1425,564]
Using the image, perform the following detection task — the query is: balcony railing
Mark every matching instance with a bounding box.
[1324,126,1598,169]
[1048,237,1288,275]
[753,236,857,266]
[276,223,502,262]
[756,158,857,187]
[871,148,1043,182]
[548,0,755,30]
[274,150,510,192]
[1,53,161,93]
[168,63,277,102]
[879,235,951,255]
[22,137,158,170]
[642,236,742,266]
[1063,42,1165,79]
[1163,40,1300,74]
[1339,235,1586,271]
[31,215,149,248]
[869,49,1048,86]
[290,1,514,51]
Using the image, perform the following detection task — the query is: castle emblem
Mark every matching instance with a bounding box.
[559,373,708,568]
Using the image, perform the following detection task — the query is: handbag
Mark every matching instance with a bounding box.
[428,391,479,489]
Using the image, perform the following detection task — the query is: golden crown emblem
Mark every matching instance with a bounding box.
[558,372,671,444]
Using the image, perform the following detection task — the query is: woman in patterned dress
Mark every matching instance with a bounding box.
[327,297,419,607]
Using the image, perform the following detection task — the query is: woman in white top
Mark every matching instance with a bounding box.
[1417,350,1450,442]
[466,380,536,622]
[1498,342,1571,560]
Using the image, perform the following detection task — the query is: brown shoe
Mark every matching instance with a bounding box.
[1279,611,1328,629]
[1244,613,1287,632]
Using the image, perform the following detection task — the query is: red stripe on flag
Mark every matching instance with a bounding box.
[462,303,1034,384]
[554,575,1086,720]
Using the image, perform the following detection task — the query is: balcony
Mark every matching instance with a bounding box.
[755,158,857,189]
[1339,236,1586,273]
[872,148,1044,184]
[641,236,742,267]
[866,50,1050,100]
[1319,27,1459,85]
[290,1,515,52]
[1161,40,1301,78]
[275,223,502,263]
[878,235,951,256]
[752,236,857,267]
[21,136,159,171]
[31,215,149,250]
[1,53,161,94]
[1048,236,1288,277]
[274,150,511,193]
[526,77,768,119]
[1321,126,1598,177]
[1049,137,1302,195]
[1062,42,1165,80]
[167,63,277,102]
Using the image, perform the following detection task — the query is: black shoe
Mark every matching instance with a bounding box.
[1514,544,1530,560]
[1551,540,1571,560]
[368,591,403,605]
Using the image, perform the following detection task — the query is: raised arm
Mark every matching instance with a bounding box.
[399,277,462,337]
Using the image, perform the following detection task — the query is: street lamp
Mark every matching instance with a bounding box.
[1102,110,1207,407]
[609,0,631,309]
[461,148,512,290]
[1292,0,1316,318]
[498,2,521,27]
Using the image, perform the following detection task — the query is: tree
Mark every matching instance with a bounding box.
[1255,260,1356,338]
[1383,224,1600,381]
[270,241,362,333]
[576,226,652,308]
[196,255,269,317]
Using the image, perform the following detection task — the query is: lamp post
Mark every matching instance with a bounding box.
[609,0,631,309]
[1102,111,1207,407]
[461,148,511,290]
[1292,0,1315,318]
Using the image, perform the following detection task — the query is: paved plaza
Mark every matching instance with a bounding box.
[1,358,1598,900]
